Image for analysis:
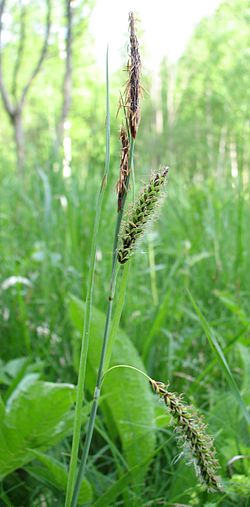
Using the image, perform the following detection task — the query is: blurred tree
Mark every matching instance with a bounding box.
[172,0,250,180]
[136,0,250,183]
[0,0,51,173]
[57,0,73,144]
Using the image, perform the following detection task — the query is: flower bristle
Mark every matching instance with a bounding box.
[117,167,168,264]
[150,379,221,492]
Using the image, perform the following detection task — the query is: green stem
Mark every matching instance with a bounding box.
[70,266,118,507]
[102,364,152,385]
[65,48,110,507]
[131,141,135,203]
[103,262,130,372]
[70,139,135,507]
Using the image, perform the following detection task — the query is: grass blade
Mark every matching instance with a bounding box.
[65,46,110,507]
[187,289,250,425]
[104,263,130,372]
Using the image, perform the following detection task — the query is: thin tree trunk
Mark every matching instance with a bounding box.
[57,0,73,143]
[216,125,227,180]
[12,110,25,172]
[0,0,51,173]
[205,87,215,171]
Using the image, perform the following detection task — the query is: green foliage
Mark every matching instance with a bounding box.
[0,0,250,504]
[226,473,250,499]
[69,295,156,475]
[0,374,76,479]
[25,450,92,505]
[91,457,153,507]
[188,290,250,425]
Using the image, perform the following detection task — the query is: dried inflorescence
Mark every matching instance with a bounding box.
[150,379,221,491]
[118,167,168,264]
[116,126,130,212]
[126,12,141,139]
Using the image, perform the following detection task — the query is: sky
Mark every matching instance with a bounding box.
[90,0,222,72]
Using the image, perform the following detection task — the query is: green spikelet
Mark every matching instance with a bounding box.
[150,379,221,492]
[118,167,168,264]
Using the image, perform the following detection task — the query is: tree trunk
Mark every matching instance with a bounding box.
[57,0,73,143]
[12,110,25,173]
[0,0,51,173]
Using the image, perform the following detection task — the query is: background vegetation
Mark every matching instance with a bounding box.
[0,0,249,505]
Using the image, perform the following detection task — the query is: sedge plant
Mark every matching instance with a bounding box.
[66,12,221,507]
[66,12,143,506]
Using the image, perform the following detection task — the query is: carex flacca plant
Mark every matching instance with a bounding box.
[66,12,220,507]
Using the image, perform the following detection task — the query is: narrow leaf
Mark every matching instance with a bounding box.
[27,450,92,504]
[69,295,156,476]
[188,289,250,425]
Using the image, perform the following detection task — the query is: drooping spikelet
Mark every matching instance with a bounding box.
[118,167,168,264]
[116,126,130,212]
[126,12,141,139]
[150,379,221,491]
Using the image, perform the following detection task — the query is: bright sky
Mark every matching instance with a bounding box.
[90,0,221,72]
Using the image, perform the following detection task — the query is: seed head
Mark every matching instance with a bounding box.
[116,127,130,212]
[126,12,141,139]
[118,167,168,264]
[150,379,221,491]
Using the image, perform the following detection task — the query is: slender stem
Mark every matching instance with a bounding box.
[131,141,135,203]
[70,266,118,507]
[103,262,130,372]
[148,236,159,306]
[65,48,110,507]
[102,364,152,385]
[70,138,135,507]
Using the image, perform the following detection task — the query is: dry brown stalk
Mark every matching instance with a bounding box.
[126,11,141,139]
[116,126,130,212]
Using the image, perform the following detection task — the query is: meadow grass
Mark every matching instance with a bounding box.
[0,3,249,504]
[1,18,250,505]
[1,159,249,505]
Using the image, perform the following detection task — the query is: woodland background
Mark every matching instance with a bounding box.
[0,0,249,505]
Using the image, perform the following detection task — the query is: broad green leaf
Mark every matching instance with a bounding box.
[0,357,29,388]
[26,450,92,505]
[188,290,250,425]
[69,295,156,475]
[3,357,29,379]
[143,257,181,362]
[0,375,76,479]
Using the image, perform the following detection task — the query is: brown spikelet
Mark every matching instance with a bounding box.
[116,127,130,212]
[126,12,141,139]
[150,379,221,492]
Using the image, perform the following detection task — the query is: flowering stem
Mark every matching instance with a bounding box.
[70,138,135,507]
[102,364,152,385]
[70,265,117,507]
[65,48,110,507]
